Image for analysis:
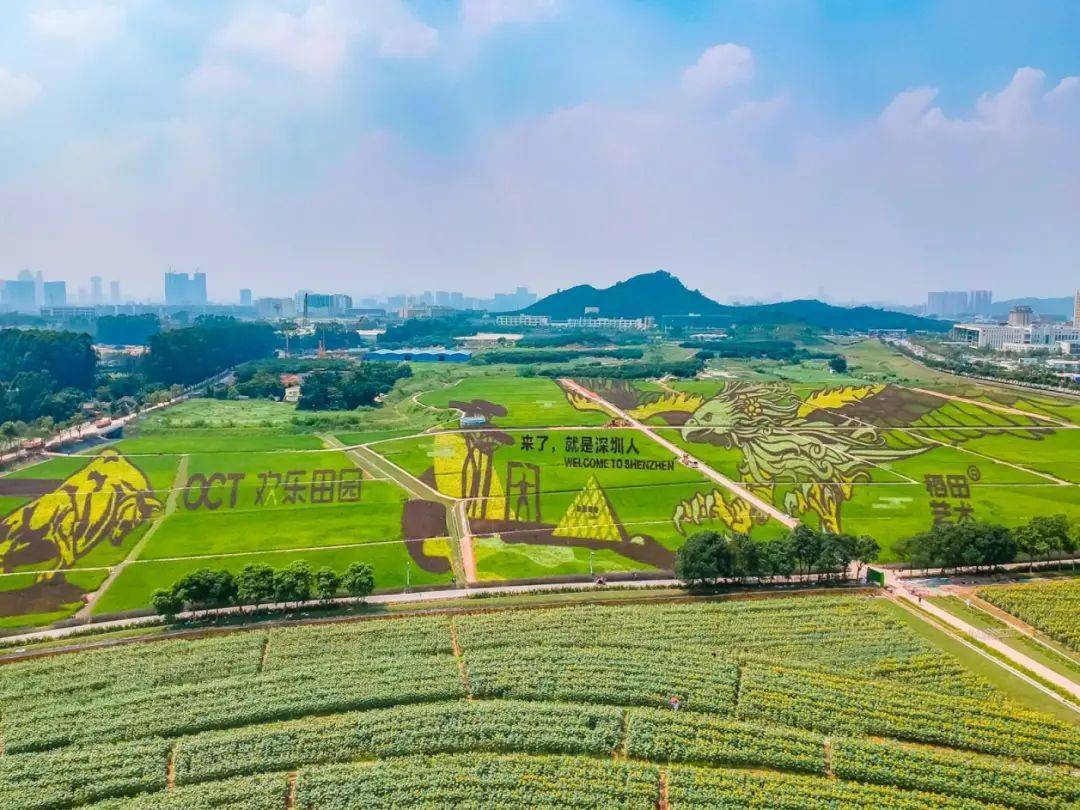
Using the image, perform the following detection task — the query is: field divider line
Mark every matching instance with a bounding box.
[166,747,176,791]
[820,408,1071,486]
[76,453,190,621]
[285,771,298,810]
[448,618,473,700]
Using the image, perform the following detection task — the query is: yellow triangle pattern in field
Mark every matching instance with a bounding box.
[553,475,621,541]
[797,384,884,418]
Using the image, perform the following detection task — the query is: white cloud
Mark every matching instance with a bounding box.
[185,60,250,96]
[880,67,1080,139]
[0,68,42,117]
[682,44,754,98]
[213,1,435,79]
[30,3,125,45]
[462,0,560,37]
[219,3,353,77]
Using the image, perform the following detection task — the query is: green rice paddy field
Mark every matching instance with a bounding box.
[2,349,1080,630]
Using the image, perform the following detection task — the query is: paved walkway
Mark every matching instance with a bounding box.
[884,570,1080,704]
[558,378,799,528]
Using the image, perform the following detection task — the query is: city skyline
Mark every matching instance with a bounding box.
[0,2,1078,300]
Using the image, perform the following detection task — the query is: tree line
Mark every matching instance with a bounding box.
[143,316,277,385]
[0,329,97,433]
[473,348,644,365]
[896,515,1076,573]
[675,526,879,587]
[297,363,412,411]
[150,560,375,619]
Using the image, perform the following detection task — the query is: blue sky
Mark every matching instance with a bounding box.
[1,1,1078,303]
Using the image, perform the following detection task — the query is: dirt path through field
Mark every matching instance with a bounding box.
[558,378,800,529]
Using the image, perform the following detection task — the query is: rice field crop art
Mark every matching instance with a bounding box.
[0,449,165,621]
[615,378,1080,556]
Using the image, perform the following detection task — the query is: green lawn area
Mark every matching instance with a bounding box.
[416,376,609,428]
[928,595,1080,685]
[472,535,649,580]
[91,539,454,616]
[950,427,1080,484]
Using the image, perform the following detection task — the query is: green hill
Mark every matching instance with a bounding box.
[525,270,949,332]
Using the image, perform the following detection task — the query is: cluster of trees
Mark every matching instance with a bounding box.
[674,526,879,587]
[297,363,412,411]
[282,322,371,352]
[534,358,704,380]
[474,348,644,365]
[143,317,276,385]
[0,329,97,429]
[378,316,471,348]
[150,561,375,618]
[897,515,1076,573]
[95,314,161,346]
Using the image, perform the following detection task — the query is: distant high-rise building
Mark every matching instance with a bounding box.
[109,280,121,304]
[926,291,970,317]
[164,271,208,306]
[17,269,33,282]
[1074,290,1080,329]
[1,279,37,313]
[449,291,464,309]
[90,276,104,304]
[435,290,450,306]
[1008,305,1034,327]
[969,290,992,314]
[43,281,67,307]
[255,297,295,320]
[239,288,253,306]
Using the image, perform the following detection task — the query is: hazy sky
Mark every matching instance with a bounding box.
[1,1,1078,304]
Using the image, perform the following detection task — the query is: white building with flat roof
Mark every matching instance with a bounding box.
[953,321,1080,351]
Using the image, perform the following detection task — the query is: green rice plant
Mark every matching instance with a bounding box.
[80,773,288,810]
[464,645,739,714]
[833,736,1080,809]
[978,580,1080,652]
[296,753,659,809]
[174,700,621,784]
[624,709,826,775]
[0,633,267,711]
[0,738,169,810]
[666,763,993,810]
[4,654,463,753]
[736,664,1080,766]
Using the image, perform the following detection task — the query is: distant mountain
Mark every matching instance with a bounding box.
[988,297,1074,319]
[524,271,950,332]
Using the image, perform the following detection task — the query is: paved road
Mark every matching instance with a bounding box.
[885,570,1080,704]
[558,378,800,529]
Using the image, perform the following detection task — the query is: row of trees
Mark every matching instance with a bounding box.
[896,515,1076,573]
[534,358,704,380]
[0,330,98,430]
[150,561,375,618]
[674,526,879,587]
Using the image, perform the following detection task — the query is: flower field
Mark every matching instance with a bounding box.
[978,579,1080,652]
[0,594,1077,807]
